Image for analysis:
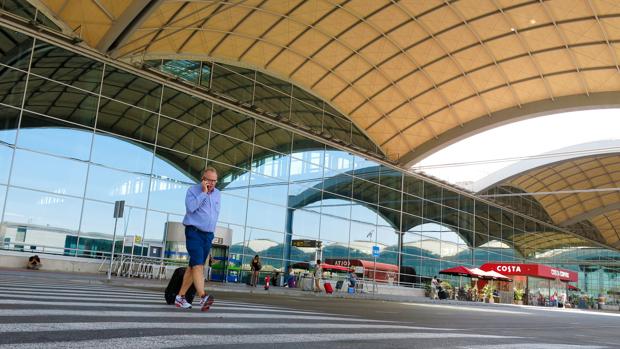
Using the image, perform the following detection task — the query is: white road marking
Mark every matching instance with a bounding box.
[0,322,458,333]
[0,299,335,315]
[461,344,607,349]
[0,332,520,349]
[401,303,532,315]
[0,309,390,322]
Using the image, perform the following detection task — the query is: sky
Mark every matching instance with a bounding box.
[412,109,620,190]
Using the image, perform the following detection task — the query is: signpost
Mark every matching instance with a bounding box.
[107,200,124,280]
[291,239,319,248]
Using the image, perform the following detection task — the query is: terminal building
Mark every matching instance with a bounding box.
[0,1,619,303]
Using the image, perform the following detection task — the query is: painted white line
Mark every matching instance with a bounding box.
[461,344,607,349]
[0,309,389,322]
[0,322,458,333]
[0,332,520,349]
[0,285,161,297]
[0,299,332,315]
[401,303,532,315]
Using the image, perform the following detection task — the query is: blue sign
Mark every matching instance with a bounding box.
[372,245,380,257]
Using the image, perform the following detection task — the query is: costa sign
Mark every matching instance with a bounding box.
[480,263,577,282]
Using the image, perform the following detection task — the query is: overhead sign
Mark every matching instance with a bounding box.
[292,239,319,248]
[372,245,380,257]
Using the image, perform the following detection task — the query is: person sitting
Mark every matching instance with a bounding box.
[347,269,357,288]
[27,255,41,270]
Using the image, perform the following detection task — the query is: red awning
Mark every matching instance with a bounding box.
[567,284,580,291]
[439,266,479,277]
[356,260,399,272]
[320,263,350,272]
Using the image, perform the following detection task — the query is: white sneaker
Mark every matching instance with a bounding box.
[175,295,192,309]
[199,294,214,312]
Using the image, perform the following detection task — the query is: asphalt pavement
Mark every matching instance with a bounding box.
[0,269,619,348]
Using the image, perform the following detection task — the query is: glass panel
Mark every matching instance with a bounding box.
[24,77,98,127]
[18,112,93,160]
[101,65,162,112]
[256,71,291,95]
[291,134,324,159]
[423,200,441,223]
[292,208,320,240]
[11,149,87,196]
[378,185,401,211]
[208,132,253,170]
[245,228,284,269]
[160,60,200,84]
[380,166,402,191]
[97,98,159,144]
[460,195,474,214]
[211,65,254,104]
[288,184,321,208]
[0,144,11,184]
[248,172,288,207]
[323,112,351,144]
[30,44,103,92]
[253,82,291,118]
[290,98,322,130]
[91,132,153,174]
[0,66,27,107]
[325,173,353,199]
[213,162,248,198]
[352,177,376,204]
[292,86,322,110]
[0,105,19,144]
[0,184,5,220]
[219,192,247,227]
[161,87,212,128]
[153,147,203,182]
[4,187,82,231]
[246,199,286,233]
[86,165,150,208]
[254,119,292,153]
[0,27,33,71]
[147,177,190,215]
[402,213,422,232]
[324,150,353,175]
[144,210,167,244]
[200,62,211,88]
[424,183,442,202]
[210,106,254,143]
[403,174,423,197]
[252,146,290,181]
[157,116,209,158]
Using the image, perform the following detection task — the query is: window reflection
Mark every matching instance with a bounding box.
[18,116,93,160]
[147,177,189,215]
[91,132,153,174]
[0,144,12,184]
[4,186,82,231]
[0,105,19,144]
[0,66,27,107]
[11,149,87,196]
[86,165,149,208]
[30,44,103,92]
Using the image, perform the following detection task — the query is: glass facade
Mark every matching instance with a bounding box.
[0,16,619,300]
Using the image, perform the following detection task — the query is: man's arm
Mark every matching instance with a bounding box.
[185,188,208,213]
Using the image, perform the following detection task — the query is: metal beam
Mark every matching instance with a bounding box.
[97,0,162,54]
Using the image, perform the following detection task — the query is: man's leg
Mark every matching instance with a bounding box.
[178,266,194,296]
[191,265,206,298]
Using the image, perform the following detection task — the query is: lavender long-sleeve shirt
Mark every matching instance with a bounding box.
[182,184,221,233]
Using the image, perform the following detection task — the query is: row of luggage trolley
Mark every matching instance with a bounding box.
[98,255,169,279]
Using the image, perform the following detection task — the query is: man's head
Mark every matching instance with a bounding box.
[202,167,218,192]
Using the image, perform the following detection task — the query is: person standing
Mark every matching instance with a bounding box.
[175,167,221,311]
[250,255,262,287]
[431,276,439,300]
[313,259,322,292]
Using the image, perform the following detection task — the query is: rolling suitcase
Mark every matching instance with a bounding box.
[165,267,196,305]
[324,282,334,294]
[335,280,344,291]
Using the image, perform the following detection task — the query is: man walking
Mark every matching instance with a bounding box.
[175,167,221,311]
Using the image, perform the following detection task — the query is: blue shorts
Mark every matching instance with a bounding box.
[185,225,214,267]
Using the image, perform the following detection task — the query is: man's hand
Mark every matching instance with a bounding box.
[201,179,208,193]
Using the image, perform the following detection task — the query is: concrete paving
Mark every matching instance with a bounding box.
[1,268,620,348]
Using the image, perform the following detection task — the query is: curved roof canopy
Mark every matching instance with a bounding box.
[30,0,620,167]
[478,145,620,250]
